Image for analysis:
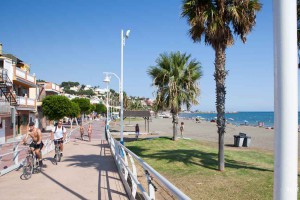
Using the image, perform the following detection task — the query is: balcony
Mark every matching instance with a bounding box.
[45,82,60,94]
[14,67,36,87]
[16,96,36,111]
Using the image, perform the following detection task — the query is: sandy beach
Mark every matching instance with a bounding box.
[110,117,300,156]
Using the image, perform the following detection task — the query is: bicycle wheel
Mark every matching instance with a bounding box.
[55,146,60,163]
[34,155,41,173]
[53,147,57,165]
[23,156,33,179]
[58,151,61,162]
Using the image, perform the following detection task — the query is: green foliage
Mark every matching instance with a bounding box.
[61,81,80,89]
[95,103,107,114]
[72,98,91,114]
[127,100,146,110]
[77,89,95,96]
[298,0,300,67]
[148,51,202,114]
[63,89,77,95]
[42,95,72,120]
[69,101,80,118]
[89,104,96,113]
[36,79,45,82]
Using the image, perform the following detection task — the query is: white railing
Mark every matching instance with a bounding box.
[27,98,35,106]
[15,68,35,83]
[106,123,191,200]
[15,68,26,79]
[0,126,80,176]
[17,96,36,107]
[18,96,26,105]
[27,74,35,82]
[0,101,11,113]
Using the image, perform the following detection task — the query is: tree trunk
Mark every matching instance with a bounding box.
[75,117,79,126]
[70,118,73,129]
[214,45,227,171]
[172,113,178,141]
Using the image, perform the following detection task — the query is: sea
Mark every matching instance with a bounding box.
[179,112,300,128]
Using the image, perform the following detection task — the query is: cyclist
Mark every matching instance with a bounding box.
[22,121,44,167]
[51,120,66,158]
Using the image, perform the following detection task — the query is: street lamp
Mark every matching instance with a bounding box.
[103,73,111,121]
[103,72,121,97]
[103,73,111,141]
[120,29,130,145]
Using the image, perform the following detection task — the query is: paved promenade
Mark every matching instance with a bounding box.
[0,120,128,200]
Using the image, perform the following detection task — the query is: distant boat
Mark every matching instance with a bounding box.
[228,118,234,121]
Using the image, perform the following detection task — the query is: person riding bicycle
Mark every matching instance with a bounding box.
[51,120,66,158]
[22,121,44,167]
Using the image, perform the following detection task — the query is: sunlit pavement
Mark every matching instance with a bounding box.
[0,120,128,200]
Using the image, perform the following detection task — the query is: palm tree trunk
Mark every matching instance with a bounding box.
[172,113,178,141]
[214,45,227,171]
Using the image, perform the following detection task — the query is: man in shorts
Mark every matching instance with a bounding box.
[22,121,44,167]
[51,120,67,158]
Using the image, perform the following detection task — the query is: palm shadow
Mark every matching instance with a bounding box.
[127,145,273,172]
[64,141,128,199]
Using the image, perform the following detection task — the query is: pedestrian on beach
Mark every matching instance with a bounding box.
[87,124,92,142]
[135,124,140,140]
[80,124,84,140]
[180,122,184,138]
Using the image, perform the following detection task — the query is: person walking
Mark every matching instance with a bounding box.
[180,122,184,138]
[135,124,140,140]
[80,124,84,140]
[87,124,92,142]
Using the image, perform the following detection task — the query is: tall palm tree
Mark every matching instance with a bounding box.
[297,0,300,68]
[148,51,202,140]
[182,0,261,171]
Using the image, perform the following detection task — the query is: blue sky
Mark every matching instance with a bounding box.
[1,0,299,111]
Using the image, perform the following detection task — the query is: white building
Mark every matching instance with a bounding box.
[95,88,107,95]
[70,86,79,92]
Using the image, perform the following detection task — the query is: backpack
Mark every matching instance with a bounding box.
[54,125,65,133]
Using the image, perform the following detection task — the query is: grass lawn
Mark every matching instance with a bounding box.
[125,137,276,200]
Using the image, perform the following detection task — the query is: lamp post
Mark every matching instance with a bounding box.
[103,74,111,140]
[103,73,112,120]
[103,71,122,140]
[120,29,130,145]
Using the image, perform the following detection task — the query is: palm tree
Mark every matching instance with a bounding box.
[148,51,202,140]
[182,0,261,171]
[297,0,300,68]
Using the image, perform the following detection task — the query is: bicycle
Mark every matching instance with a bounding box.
[53,139,63,164]
[22,145,41,179]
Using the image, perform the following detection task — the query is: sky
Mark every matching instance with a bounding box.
[1,0,299,112]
